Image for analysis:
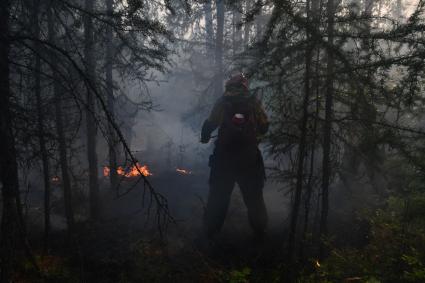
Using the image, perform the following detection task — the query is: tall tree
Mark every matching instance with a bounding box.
[205,0,214,57]
[215,0,224,97]
[255,2,263,41]
[300,0,321,260]
[232,2,242,54]
[32,0,51,253]
[395,0,403,19]
[0,1,21,280]
[106,0,118,190]
[84,0,101,220]
[243,0,253,47]
[287,0,313,276]
[320,0,336,259]
[47,0,75,231]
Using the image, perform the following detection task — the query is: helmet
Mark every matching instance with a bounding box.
[225,73,248,91]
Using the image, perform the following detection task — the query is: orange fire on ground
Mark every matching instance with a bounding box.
[103,166,110,177]
[103,163,152,178]
[51,176,60,183]
[126,163,152,177]
[176,168,192,175]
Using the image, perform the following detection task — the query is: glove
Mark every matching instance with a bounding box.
[200,134,210,144]
[201,120,215,144]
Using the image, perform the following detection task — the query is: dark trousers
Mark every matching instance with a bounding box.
[204,146,267,237]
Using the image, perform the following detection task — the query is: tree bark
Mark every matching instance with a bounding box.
[84,0,100,220]
[48,0,75,231]
[232,2,242,55]
[255,3,263,41]
[0,2,20,281]
[32,0,51,253]
[106,0,118,190]
[204,0,214,57]
[395,0,402,20]
[215,0,224,97]
[243,0,252,47]
[320,0,335,260]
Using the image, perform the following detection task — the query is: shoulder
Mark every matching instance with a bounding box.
[219,94,259,107]
[245,94,262,107]
[212,96,228,109]
[210,97,229,116]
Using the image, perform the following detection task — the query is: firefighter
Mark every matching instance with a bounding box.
[201,74,269,241]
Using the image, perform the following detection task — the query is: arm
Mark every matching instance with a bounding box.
[200,99,224,143]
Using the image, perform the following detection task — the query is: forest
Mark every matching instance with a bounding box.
[1,0,425,282]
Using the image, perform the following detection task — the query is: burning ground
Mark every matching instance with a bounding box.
[22,151,292,282]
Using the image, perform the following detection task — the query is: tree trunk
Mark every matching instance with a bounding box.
[0,2,20,281]
[32,0,51,253]
[48,1,75,231]
[320,0,335,260]
[287,0,312,277]
[243,0,252,47]
[255,4,263,41]
[84,0,100,220]
[232,2,242,55]
[106,0,118,190]
[395,0,402,20]
[300,0,321,260]
[215,0,224,97]
[204,0,214,57]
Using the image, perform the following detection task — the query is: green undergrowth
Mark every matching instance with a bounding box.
[299,193,425,283]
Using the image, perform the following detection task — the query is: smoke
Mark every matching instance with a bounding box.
[101,64,292,241]
[128,70,211,170]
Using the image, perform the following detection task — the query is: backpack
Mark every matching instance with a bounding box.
[217,95,258,148]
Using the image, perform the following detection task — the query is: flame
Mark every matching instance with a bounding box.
[176,168,192,175]
[315,260,321,268]
[126,163,152,177]
[117,166,125,176]
[103,163,152,178]
[103,166,110,177]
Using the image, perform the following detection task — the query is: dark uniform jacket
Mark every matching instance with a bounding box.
[201,86,269,144]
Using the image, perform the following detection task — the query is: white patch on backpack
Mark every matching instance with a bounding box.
[232,113,246,125]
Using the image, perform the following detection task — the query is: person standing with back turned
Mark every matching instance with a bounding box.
[201,74,269,242]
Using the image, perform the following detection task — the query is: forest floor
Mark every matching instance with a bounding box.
[19,167,293,283]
